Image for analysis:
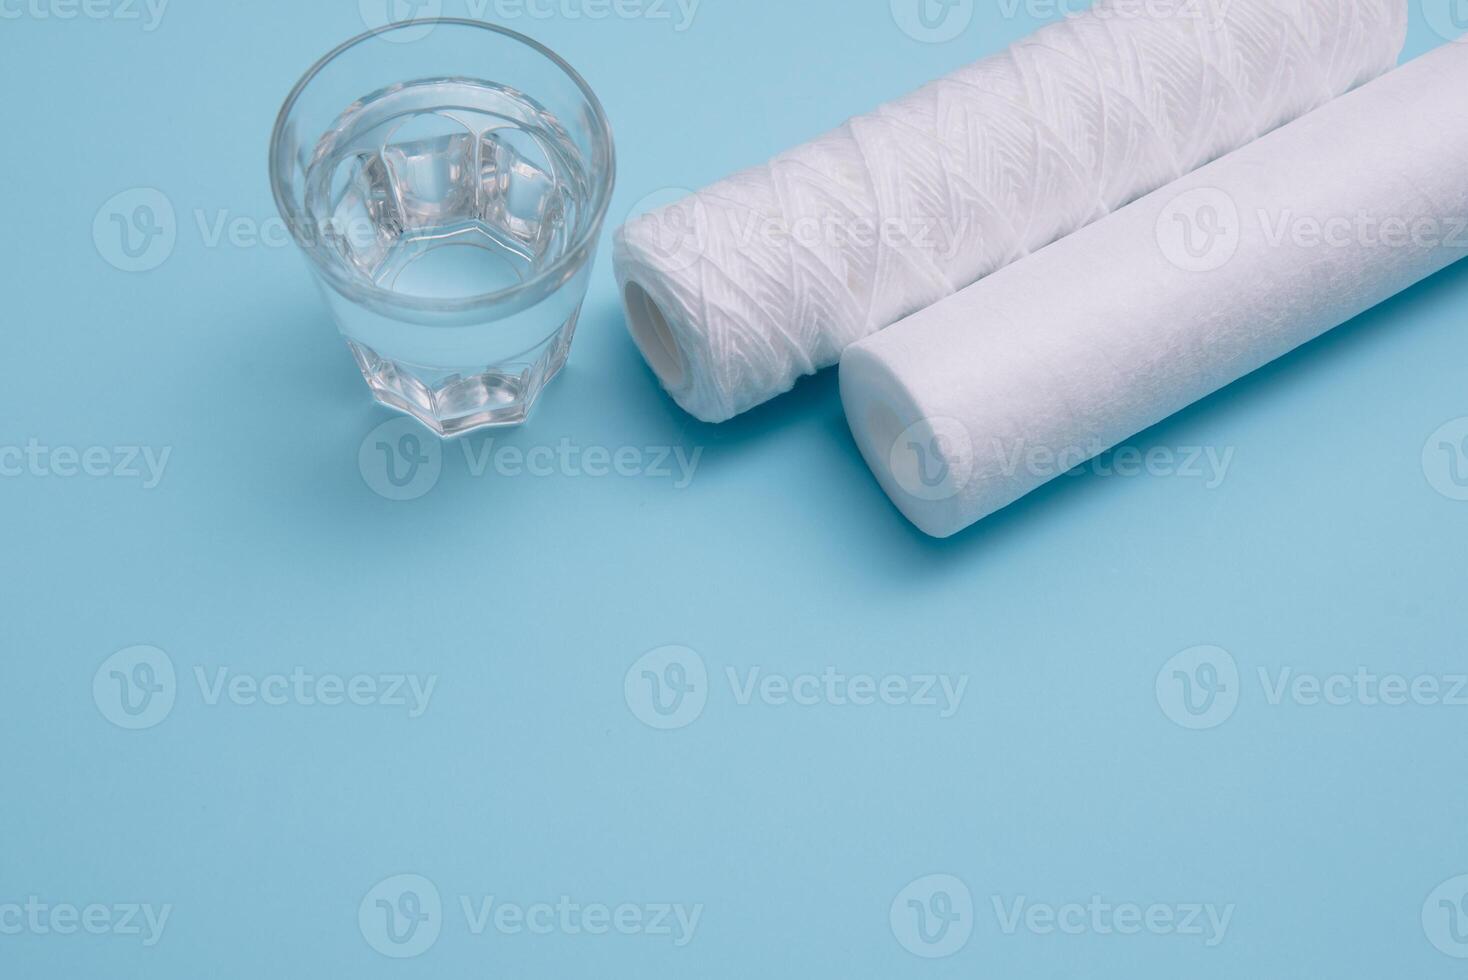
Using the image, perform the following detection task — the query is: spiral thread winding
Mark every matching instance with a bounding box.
[614,0,1407,422]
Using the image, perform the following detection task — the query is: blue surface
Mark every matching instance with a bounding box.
[4,3,1468,977]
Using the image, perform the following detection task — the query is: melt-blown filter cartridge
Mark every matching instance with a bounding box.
[839,38,1468,538]
[614,0,1406,422]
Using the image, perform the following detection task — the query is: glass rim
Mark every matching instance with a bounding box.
[268,18,616,316]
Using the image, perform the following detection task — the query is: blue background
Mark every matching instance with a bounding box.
[3,1,1467,976]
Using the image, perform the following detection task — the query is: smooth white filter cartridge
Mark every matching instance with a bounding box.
[840,39,1468,538]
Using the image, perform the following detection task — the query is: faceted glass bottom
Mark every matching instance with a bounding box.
[348,309,579,437]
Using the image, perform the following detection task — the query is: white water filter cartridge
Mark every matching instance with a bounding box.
[840,40,1468,538]
[615,0,1407,422]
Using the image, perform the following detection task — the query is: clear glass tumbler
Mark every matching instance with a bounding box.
[270,19,615,436]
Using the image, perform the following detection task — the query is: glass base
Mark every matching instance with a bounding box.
[347,309,579,437]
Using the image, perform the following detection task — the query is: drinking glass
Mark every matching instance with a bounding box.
[270,19,615,435]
